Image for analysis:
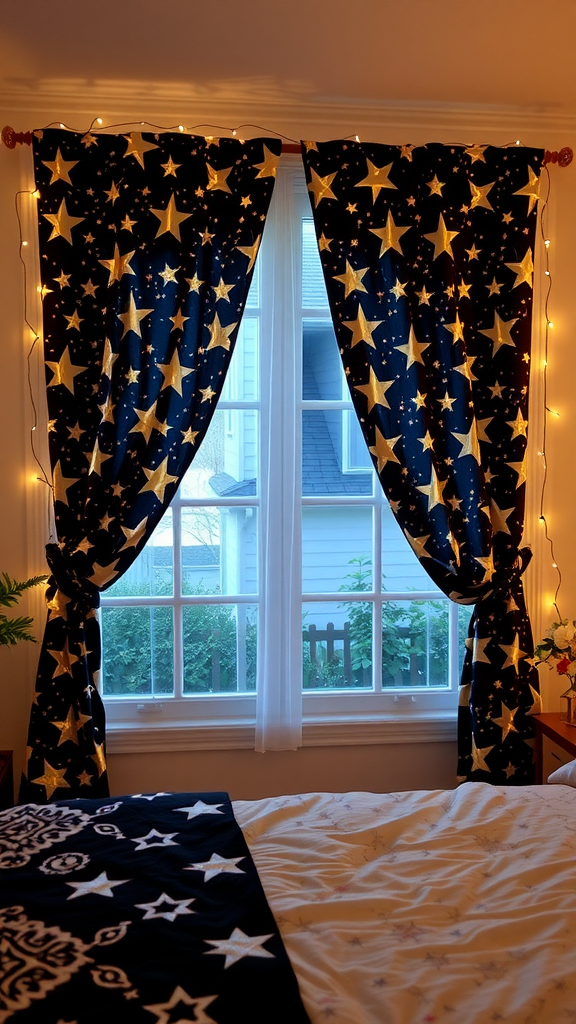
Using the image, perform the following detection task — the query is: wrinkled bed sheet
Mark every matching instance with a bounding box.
[234,783,576,1024]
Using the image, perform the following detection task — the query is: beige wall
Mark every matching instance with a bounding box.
[1,0,575,799]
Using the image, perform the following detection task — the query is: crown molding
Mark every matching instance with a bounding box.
[2,78,576,144]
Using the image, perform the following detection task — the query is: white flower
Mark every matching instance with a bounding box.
[554,623,576,649]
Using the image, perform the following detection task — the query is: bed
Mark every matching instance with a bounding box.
[2,780,576,1023]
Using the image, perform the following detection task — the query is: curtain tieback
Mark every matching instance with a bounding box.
[45,542,100,617]
[479,546,532,602]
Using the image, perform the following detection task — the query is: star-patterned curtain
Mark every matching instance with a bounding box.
[301,140,543,784]
[21,129,280,803]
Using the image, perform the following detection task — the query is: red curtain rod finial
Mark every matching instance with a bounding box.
[1,125,33,149]
[544,147,573,167]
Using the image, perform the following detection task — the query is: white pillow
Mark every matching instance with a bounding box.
[547,758,576,787]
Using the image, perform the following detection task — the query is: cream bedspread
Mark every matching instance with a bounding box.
[234,783,576,1024]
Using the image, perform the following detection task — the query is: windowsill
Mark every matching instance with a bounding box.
[105,711,458,754]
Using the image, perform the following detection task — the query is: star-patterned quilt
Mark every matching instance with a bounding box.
[236,784,576,1024]
[0,792,310,1024]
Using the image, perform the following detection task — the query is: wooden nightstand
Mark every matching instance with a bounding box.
[0,750,14,809]
[532,713,576,784]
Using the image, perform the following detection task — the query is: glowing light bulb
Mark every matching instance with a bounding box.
[553,562,558,568]
[22,240,28,247]
[545,270,550,276]
[539,516,545,524]
[515,139,521,146]
[59,123,65,129]
[544,238,551,247]
[548,321,554,329]
[355,135,360,143]
[96,117,103,125]
[30,189,40,199]
[178,125,184,132]
[232,129,237,136]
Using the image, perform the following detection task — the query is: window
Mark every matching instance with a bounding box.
[102,161,470,735]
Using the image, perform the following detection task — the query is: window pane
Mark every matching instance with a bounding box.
[302,319,344,400]
[221,316,258,401]
[181,507,257,596]
[302,220,330,309]
[382,600,449,689]
[458,604,473,675]
[180,410,258,499]
[302,411,373,496]
[382,502,440,593]
[302,600,372,689]
[106,509,173,597]
[245,258,260,308]
[303,507,372,594]
[182,604,257,694]
[101,606,173,696]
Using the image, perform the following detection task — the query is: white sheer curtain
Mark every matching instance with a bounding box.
[255,162,303,751]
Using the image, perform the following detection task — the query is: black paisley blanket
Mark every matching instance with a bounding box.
[0,792,311,1024]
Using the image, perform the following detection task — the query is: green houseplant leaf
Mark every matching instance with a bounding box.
[0,574,47,647]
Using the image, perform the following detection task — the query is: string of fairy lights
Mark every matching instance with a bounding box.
[10,117,566,622]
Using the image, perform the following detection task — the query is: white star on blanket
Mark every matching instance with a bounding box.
[184,852,246,881]
[136,892,196,922]
[204,927,275,968]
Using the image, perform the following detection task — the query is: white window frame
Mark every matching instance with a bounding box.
[102,158,462,742]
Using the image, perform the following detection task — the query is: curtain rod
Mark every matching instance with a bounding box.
[1,125,572,166]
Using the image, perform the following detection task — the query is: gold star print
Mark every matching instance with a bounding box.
[453,357,477,383]
[368,427,401,473]
[465,144,487,163]
[423,214,459,260]
[465,243,481,261]
[354,368,394,412]
[476,415,491,439]
[54,270,71,288]
[117,293,153,339]
[307,168,338,207]
[158,264,180,285]
[437,391,457,411]
[121,213,137,232]
[169,308,189,332]
[459,683,471,708]
[104,181,120,205]
[240,195,251,208]
[161,155,181,177]
[500,632,528,674]
[503,212,514,224]
[130,401,172,443]
[91,742,107,777]
[404,531,431,559]
[452,422,481,463]
[186,273,204,293]
[46,348,88,394]
[123,132,158,168]
[398,144,414,161]
[513,167,541,214]
[236,237,261,272]
[505,248,533,289]
[471,737,493,773]
[333,261,369,298]
[390,279,408,300]
[64,309,83,332]
[444,312,465,343]
[98,392,115,425]
[447,530,461,567]
[47,589,71,621]
[427,174,445,196]
[473,636,492,663]
[417,465,448,510]
[507,409,528,438]
[181,428,199,445]
[98,243,137,287]
[254,144,280,179]
[150,194,192,241]
[120,517,148,550]
[81,279,98,298]
[490,499,514,535]
[412,390,427,409]
[342,305,383,349]
[201,385,217,402]
[479,312,518,356]
[491,703,518,741]
[126,367,140,384]
[206,313,238,351]
[48,637,80,678]
[87,440,112,477]
[53,461,80,506]
[77,770,93,787]
[486,277,502,296]
[140,457,179,503]
[158,349,194,395]
[318,233,332,252]
[395,325,430,368]
[52,706,92,746]
[206,163,233,193]
[42,148,78,185]
[43,199,85,244]
[369,210,410,257]
[415,285,433,305]
[469,179,495,211]
[88,560,119,588]
[31,759,71,800]
[143,987,217,1024]
[508,452,527,488]
[74,537,93,555]
[354,160,397,203]
[212,278,235,302]
[475,552,495,583]
[418,430,434,451]
[457,279,472,300]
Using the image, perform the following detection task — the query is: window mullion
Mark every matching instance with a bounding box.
[173,501,183,700]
